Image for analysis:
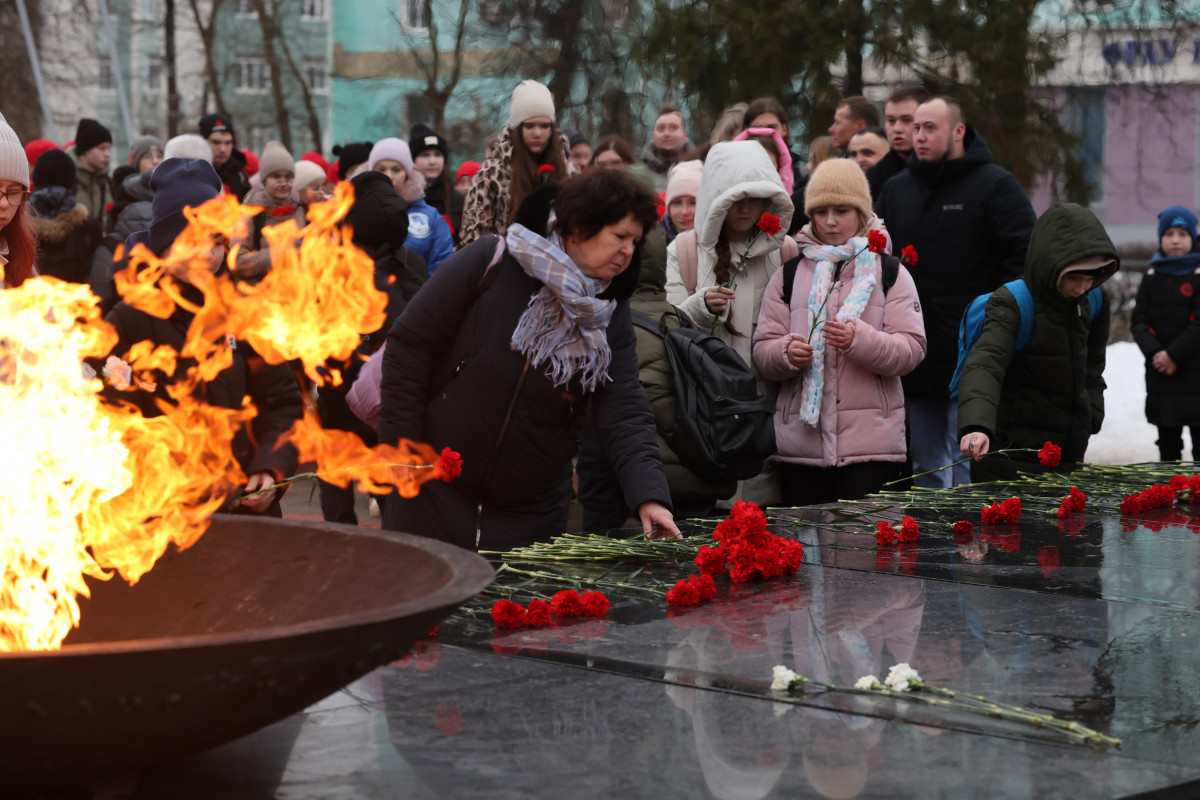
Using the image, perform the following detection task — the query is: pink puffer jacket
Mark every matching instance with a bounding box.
[752,233,927,468]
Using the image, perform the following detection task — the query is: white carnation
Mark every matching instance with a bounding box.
[855,675,881,690]
[770,665,798,692]
[884,662,922,692]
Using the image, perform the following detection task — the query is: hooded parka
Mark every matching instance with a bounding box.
[957,203,1118,478]
[665,141,795,377]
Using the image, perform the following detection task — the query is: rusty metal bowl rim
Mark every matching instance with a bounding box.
[0,515,494,660]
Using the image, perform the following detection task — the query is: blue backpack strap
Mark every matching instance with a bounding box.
[1005,279,1035,351]
[1085,286,1103,320]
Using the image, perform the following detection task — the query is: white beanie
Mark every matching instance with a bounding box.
[665,160,703,207]
[163,134,213,164]
[294,159,326,189]
[368,137,413,173]
[508,80,555,128]
[0,111,30,189]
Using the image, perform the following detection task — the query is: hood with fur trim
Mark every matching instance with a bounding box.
[30,203,90,245]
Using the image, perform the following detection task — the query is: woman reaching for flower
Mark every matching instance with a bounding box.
[752,160,926,506]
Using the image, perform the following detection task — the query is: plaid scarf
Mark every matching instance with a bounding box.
[506,223,616,393]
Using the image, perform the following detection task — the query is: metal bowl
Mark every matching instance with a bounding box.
[0,515,493,786]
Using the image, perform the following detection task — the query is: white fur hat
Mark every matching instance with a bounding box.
[163,134,214,164]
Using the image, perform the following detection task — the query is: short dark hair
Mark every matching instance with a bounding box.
[657,105,683,121]
[887,86,932,106]
[590,134,635,166]
[743,97,788,132]
[838,96,881,127]
[554,167,659,241]
[852,126,887,140]
[924,94,964,127]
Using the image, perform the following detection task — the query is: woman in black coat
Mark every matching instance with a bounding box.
[379,168,681,550]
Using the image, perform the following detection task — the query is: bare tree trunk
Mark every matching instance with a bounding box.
[406,0,469,136]
[251,0,291,150]
[165,0,179,135]
[186,0,229,117]
[271,6,322,151]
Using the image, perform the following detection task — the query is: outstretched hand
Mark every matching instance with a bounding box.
[638,501,682,540]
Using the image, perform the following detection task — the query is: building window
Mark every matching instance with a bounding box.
[301,0,327,21]
[235,0,257,18]
[304,58,329,93]
[246,126,272,156]
[405,93,430,129]
[139,0,158,18]
[235,57,271,94]
[146,53,163,92]
[99,55,115,91]
[400,0,430,33]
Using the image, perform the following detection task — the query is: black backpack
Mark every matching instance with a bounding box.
[779,253,901,305]
[630,308,776,483]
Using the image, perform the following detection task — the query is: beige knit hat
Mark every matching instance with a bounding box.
[258,140,294,178]
[665,160,703,207]
[508,80,555,128]
[804,158,871,218]
[0,111,30,189]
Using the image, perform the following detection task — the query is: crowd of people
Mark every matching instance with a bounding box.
[7,73,1189,551]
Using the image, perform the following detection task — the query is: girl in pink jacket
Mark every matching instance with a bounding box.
[752,159,926,506]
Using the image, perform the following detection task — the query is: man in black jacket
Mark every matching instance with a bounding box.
[200,113,252,201]
[874,95,1036,488]
[866,86,930,200]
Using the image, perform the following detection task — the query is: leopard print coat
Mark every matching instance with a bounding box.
[460,127,571,246]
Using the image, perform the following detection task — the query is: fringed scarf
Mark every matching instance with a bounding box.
[798,237,878,426]
[506,223,616,393]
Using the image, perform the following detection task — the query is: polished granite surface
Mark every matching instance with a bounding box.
[84,494,1200,797]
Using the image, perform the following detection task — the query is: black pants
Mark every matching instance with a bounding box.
[319,479,388,525]
[778,461,902,507]
[1157,425,1196,462]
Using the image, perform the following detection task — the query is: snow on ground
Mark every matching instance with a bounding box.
[1085,341,1193,464]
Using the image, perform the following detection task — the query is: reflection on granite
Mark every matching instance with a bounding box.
[129,499,1200,798]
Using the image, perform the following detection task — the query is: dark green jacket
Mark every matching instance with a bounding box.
[958,203,1119,477]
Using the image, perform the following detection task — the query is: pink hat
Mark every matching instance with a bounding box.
[732,127,794,194]
[665,160,703,207]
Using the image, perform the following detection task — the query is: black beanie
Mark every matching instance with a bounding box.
[408,124,448,160]
[334,141,373,180]
[75,118,112,156]
[344,171,410,249]
[32,149,77,191]
[148,158,223,255]
[199,113,236,141]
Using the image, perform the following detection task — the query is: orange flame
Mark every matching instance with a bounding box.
[2,182,449,652]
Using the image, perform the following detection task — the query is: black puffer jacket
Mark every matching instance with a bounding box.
[865,148,908,201]
[102,276,304,509]
[215,149,253,201]
[957,203,1119,478]
[875,127,1036,400]
[379,197,671,550]
[1131,252,1200,427]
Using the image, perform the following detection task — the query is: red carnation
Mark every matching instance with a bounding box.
[867,229,888,254]
[537,164,556,174]
[952,520,974,534]
[490,599,528,629]
[757,213,782,236]
[691,573,717,602]
[666,578,701,606]
[526,599,552,627]
[981,497,1021,524]
[900,245,919,266]
[875,520,897,546]
[694,544,727,576]
[1038,441,1062,467]
[549,589,584,618]
[898,516,919,543]
[435,447,463,481]
[579,590,610,617]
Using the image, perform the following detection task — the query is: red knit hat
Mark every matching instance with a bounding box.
[241,148,259,176]
[454,160,481,184]
[300,151,330,171]
[24,139,60,175]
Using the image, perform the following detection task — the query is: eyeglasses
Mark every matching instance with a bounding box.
[0,188,30,206]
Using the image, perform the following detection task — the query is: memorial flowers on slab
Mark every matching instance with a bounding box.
[490,590,611,629]
[769,662,1120,749]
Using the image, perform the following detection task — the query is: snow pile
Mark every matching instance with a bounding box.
[1086,341,1193,464]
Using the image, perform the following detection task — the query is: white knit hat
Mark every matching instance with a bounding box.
[0,111,30,189]
[258,140,295,178]
[665,160,703,207]
[367,137,414,173]
[294,159,326,189]
[163,134,213,164]
[508,80,555,128]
